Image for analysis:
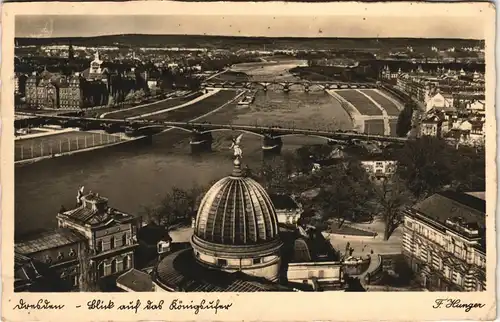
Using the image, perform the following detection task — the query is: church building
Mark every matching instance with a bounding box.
[117,157,345,292]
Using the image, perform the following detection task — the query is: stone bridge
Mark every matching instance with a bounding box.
[17,114,408,153]
[201,80,378,92]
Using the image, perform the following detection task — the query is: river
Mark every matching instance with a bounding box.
[15,62,353,238]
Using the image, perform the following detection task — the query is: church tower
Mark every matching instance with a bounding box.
[68,41,74,60]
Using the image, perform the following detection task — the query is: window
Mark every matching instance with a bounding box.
[123,256,130,271]
[217,259,228,267]
[253,258,261,265]
[57,252,64,261]
[110,237,115,249]
[111,259,118,274]
[45,255,52,264]
[98,263,105,277]
[122,234,127,247]
[96,240,103,253]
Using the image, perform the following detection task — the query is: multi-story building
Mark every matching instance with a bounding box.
[15,189,141,292]
[57,189,140,287]
[25,70,84,109]
[425,91,454,113]
[56,73,84,109]
[420,113,444,138]
[15,229,88,291]
[402,191,486,291]
[360,159,397,181]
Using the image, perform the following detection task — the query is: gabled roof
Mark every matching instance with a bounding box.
[15,228,86,255]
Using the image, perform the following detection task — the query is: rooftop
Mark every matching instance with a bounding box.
[154,248,293,292]
[116,269,153,292]
[411,191,486,251]
[413,191,485,226]
[15,228,86,255]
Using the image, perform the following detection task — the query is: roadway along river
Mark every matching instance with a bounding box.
[16,64,353,238]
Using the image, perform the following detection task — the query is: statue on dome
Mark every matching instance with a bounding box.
[229,134,243,160]
[76,186,85,206]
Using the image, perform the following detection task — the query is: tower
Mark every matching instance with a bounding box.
[68,41,74,60]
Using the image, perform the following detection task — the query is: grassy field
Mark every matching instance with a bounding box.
[15,131,123,161]
[106,92,204,119]
[329,223,377,237]
[361,90,401,116]
[143,90,240,121]
[364,120,385,135]
[336,90,382,116]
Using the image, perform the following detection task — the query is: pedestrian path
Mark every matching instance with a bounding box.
[128,89,221,120]
[100,92,180,118]
[15,127,77,141]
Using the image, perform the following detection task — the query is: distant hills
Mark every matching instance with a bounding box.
[15,34,484,51]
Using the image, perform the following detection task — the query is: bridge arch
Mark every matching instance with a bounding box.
[199,128,265,137]
[136,125,193,133]
[275,133,336,141]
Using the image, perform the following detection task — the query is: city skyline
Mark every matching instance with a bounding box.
[16,15,486,39]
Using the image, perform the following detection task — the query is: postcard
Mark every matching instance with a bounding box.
[1,1,496,321]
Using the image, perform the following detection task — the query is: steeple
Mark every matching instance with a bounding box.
[68,41,74,60]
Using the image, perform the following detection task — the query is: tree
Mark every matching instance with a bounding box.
[313,162,373,228]
[140,185,206,227]
[396,103,414,137]
[448,146,485,192]
[372,176,413,241]
[258,157,290,194]
[396,136,453,199]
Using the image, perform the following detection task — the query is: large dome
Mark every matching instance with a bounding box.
[193,159,280,246]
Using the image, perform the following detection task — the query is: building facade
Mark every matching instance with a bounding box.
[15,189,141,292]
[15,229,88,291]
[25,70,84,109]
[360,160,397,181]
[56,189,140,288]
[420,114,444,138]
[402,191,486,292]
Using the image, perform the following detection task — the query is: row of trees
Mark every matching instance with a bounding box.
[395,102,415,137]
[141,185,208,227]
[141,136,484,241]
[254,136,485,241]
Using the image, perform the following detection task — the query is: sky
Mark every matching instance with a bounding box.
[15,15,485,39]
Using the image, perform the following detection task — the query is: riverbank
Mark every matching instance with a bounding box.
[15,127,76,141]
[99,91,181,118]
[129,89,221,120]
[15,62,366,235]
[15,130,135,165]
[15,134,145,166]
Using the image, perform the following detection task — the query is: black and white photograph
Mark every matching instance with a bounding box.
[2,2,496,320]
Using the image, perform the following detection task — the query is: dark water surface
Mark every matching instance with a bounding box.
[15,91,334,237]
